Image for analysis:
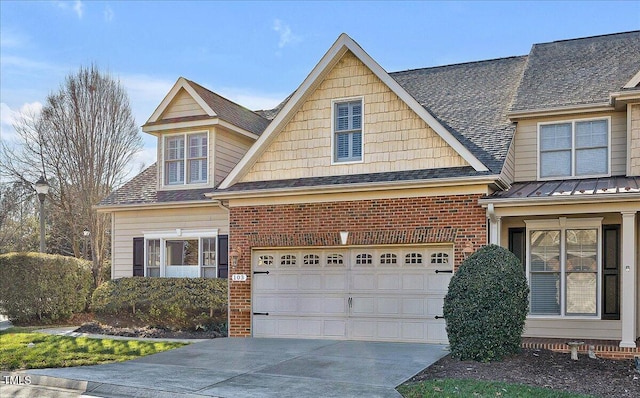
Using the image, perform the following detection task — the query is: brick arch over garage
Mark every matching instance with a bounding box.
[228,193,486,337]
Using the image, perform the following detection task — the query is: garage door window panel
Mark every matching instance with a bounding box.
[281,254,297,267]
[405,252,423,265]
[327,254,344,267]
[380,253,397,265]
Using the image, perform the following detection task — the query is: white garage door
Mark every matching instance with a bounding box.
[252,245,453,343]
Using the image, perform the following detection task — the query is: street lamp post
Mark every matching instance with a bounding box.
[83,229,90,260]
[34,176,50,253]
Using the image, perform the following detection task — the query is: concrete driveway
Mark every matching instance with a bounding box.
[27,338,448,398]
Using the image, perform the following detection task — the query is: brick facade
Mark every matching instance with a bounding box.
[228,193,487,337]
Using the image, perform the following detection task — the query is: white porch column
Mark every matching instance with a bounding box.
[487,203,501,245]
[620,211,637,348]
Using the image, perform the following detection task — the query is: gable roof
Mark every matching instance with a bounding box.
[218,33,489,189]
[511,31,640,113]
[144,77,270,136]
[392,56,527,174]
[98,163,213,207]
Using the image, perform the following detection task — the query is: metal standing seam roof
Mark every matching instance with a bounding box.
[484,176,640,201]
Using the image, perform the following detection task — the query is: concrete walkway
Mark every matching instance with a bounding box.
[24,338,448,398]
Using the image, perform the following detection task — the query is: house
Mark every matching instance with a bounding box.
[98,31,640,354]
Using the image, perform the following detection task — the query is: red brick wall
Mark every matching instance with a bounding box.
[228,193,486,336]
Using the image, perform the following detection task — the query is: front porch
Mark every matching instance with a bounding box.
[522,337,640,360]
[479,177,639,349]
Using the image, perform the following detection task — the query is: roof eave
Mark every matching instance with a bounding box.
[142,118,260,140]
[507,102,614,120]
[208,174,500,200]
[95,200,215,213]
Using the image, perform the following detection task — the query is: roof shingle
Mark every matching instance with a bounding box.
[511,31,640,112]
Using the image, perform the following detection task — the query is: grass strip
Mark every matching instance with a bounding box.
[0,328,186,370]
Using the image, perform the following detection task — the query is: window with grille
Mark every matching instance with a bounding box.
[405,252,423,264]
[164,132,208,185]
[380,253,397,265]
[527,218,601,317]
[334,100,362,162]
[430,252,449,264]
[280,254,297,266]
[258,255,274,266]
[303,254,320,265]
[539,118,609,179]
[326,253,344,266]
[355,253,373,265]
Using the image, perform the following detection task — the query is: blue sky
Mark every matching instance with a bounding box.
[1,0,639,174]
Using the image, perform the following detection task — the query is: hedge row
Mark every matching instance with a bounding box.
[0,252,93,323]
[91,277,227,331]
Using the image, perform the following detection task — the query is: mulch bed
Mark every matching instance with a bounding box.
[75,322,225,339]
[406,348,639,398]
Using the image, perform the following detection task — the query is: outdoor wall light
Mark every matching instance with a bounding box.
[340,231,349,245]
[230,247,242,268]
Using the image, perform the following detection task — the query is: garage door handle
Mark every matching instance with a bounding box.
[253,271,270,275]
[253,312,269,316]
[435,270,453,274]
[435,315,445,319]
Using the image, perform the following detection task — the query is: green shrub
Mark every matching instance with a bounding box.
[0,252,93,324]
[443,244,529,362]
[91,277,227,331]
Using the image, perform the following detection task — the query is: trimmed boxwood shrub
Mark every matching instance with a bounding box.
[91,277,227,331]
[0,252,93,323]
[443,244,529,362]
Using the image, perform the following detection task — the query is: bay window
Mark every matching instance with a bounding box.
[526,218,601,317]
[164,132,208,185]
[538,118,609,179]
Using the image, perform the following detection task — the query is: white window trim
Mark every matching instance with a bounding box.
[331,97,365,165]
[536,117,611,180]
[143,229,218,278]
[524,217,603,319]
[161,130,210,188]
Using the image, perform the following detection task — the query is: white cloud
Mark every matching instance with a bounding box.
[272,19,301,49]
[54,1,84,19]
[0,29,27,49]
[118,74,174,127]
[104,5,114,22]
[218,88,284,111]
[0,102,42,142]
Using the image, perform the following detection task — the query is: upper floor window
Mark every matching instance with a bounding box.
[164,132,208,185]
[538,118,609,179]
[334,100,362,162]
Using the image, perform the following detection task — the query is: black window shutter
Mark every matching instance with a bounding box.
[218,235,229,279]
[508,227,526,271]
[602,225,620,320]
[133,237,144,277]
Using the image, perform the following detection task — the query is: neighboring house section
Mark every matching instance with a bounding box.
[98,31,639,351]
[97,77,270,279]
[479,31,640,349]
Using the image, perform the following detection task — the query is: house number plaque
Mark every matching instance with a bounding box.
[231,274,247,282]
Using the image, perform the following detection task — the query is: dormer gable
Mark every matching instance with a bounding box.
[147,77,216,124]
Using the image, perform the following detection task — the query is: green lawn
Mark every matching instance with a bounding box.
[0,328,187,370]
[398,379,593,398]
